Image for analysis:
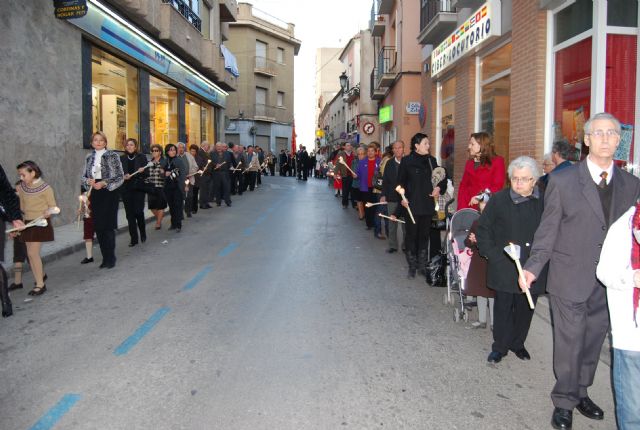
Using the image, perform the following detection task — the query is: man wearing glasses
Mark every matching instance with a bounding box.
[521,113,640,429]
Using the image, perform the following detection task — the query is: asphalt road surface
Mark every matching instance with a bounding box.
[0,176,616,429]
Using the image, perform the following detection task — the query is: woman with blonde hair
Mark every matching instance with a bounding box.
[81,131,124,269]
[457,132,505,210]
[15,161,57,295]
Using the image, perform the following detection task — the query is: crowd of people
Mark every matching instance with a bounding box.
[322,113,640,430]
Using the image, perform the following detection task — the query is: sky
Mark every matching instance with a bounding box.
[246,0,373,146]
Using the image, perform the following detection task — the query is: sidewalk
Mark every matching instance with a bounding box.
[3,205,161,272]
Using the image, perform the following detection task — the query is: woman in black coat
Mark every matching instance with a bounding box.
[161,144,187,232]
[120,138,148,247]
[392,133,447,280]
[476,156,547,364]
[0,163,24,317]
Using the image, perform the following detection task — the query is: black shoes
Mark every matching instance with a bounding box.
[487,351,505,363]
[216,202,221,207]
[226,202,232,207]
[386,248,397,254]
[512,348,531,360]
[200,204,212,209]
[168,226,176,231]
[28,285,47,296]
[80,257,94,264]
[576,397,604,420]
[141,234,146,243]
[128,242,137,247]
[8,282,23,291]
[551,407,573,429]
[99,262,116,269]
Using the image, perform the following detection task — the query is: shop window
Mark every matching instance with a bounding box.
[555,0,592,45]
[91,47,139,151]
[607,0,638,27]
[480,44,511,162]
[605,34,637,164]
[553,37,592,159]
[201,102,215,144]
[149,75,178,147]
[440,77,456,178]
[185,94,201,146]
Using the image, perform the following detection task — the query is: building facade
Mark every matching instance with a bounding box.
[315,47,343,142]
[0,0,238,222]
[224,3,301,153]
[369,0,424,150]
[419,0,639,187]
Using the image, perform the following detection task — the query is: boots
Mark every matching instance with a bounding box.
[0,265,13,318]
[406,251,417,279]
[417,249,428,277]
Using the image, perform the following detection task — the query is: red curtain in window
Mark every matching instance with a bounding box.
[605,34,636,163]
[554,38,592,153]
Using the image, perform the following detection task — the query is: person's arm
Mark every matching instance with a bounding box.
[597,209,637,291]
[0,164,22,221]
[43,186,58,217]
[103,152,124,191]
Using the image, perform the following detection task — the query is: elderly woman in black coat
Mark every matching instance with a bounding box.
[476,156,547,364]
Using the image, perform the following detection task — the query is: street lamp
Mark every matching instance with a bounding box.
[339,71,348,92]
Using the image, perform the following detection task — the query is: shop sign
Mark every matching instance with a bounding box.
[431,1,501,76]
[53,0,87,19]
[379,105,393,124]
[316,129,325,138]
[406,102,421,115]
[68,0,226,108]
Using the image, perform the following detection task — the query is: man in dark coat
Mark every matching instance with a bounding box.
[381,140,405,253]
[300,146,309,181]
[522,113,640,430]
[0,163,24,317]
[210,142,233,206]
[476,156,547,365]
[279,150,288,176]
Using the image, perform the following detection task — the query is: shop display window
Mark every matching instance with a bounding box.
[553,37,592,160]
[149,76,178,148]
[555,0,592,45]
[605,34,637,164]
[91,47,139,151]
[185,94,201,146]
[607,0,638,27]
[480,44,511,162]
[440,77,455,178]
[201,102,215,144]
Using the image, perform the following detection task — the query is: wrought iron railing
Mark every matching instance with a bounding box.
[162,0,202,32]
[375,46,397,87]
[420,0,454,30]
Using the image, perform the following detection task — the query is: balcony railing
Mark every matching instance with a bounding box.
[162,0,202,32]
[375,46,397,87]
[420,0,454,30]
[254,56,278,76]
[254,103,277,120]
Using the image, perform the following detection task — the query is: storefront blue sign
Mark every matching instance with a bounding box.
[69,0,226,108]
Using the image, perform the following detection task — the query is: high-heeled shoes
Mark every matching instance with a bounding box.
[28,285,47,296]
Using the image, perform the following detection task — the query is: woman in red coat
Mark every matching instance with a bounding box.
[457,132,506,210]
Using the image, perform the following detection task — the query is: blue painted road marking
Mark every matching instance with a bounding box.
[29,393,81,430]
[243,227,254,236]
[182,265,213,291]
[114,307,171,356]
[218,242,238,257]
[254,215,267,225]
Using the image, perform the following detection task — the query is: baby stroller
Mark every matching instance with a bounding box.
[443,205,480,322]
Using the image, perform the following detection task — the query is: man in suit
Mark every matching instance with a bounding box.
[279,150,288,176]
[231,145,245,195]
[198,142,213,209]
[300,146,309,181]
[380,140,405,253]
[210,142,233,207]
[521,113,640,429]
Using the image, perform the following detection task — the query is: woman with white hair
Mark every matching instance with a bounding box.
[476,156,547,364]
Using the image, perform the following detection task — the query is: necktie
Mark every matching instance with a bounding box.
[598,171,608,189]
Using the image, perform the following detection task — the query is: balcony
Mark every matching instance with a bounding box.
[371,14,387,37]
[375,46,398,88]
[377,0,394,15]
[161,0,201,32]
[219,0,238,22]
[452,0,484,8]
[200,40,237,91]
[158,0,202,63]
[370,69,386,100]
[254,56,277,77]
[418,0,457,46]
[253,103,278,122]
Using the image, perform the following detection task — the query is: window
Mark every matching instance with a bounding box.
[201,102,215,144]
[256,87,267,116]
[608,0,638,27]
[91,47,139,151]
[256,40,267,58]
[277,91,284,107]
[439,77,456,178]
[553,37,591,159]
[480,43,511,162]
[554,0,592,45]
[185,94,201,146]
[149,75,178,147]
[277,48,285,64]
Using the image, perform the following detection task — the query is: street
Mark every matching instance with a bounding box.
[0,176,615,430]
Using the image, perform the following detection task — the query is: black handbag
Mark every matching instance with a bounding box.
[372,164,383,191]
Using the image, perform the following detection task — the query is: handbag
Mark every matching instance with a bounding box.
[372,161,384,191]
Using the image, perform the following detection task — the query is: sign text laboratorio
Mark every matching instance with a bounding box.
[431,1,501,76]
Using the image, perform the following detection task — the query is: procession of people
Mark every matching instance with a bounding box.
[1,112,640,429]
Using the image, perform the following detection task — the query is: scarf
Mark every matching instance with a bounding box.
[632,202,640,325]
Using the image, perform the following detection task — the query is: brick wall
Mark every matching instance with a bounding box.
[453,56,476,188]
[509,0,548,163]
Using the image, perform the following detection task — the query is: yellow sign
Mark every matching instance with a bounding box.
[316,129,325,138]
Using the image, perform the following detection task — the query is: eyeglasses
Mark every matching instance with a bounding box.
[511,177,534,184]
[588,129,619,139]
[151,149,160,152]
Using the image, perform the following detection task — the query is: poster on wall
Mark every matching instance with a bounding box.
[614,124,634,162]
